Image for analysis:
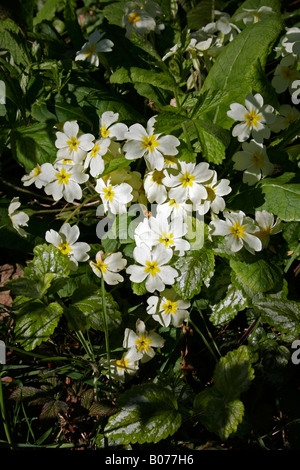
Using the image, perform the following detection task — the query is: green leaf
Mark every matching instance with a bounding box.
[110,67,176,91]
[0,19,31,66]
[254,299,300,338]
[14,299,63,351]
[71,285,122,331]
[194,389,245,441]
[104,383,182,444]
[194,119,231,164]
[193,345,254,440]
[214,345,255,400]
[173,249,215,300]
[5,273,56,300]
[63,0,84,51]
[209,283,248,327]
[259,175,300,222]
[102,156,132,176]
[230,257,282,293]
[26,244,71,278]
[10,122,57,171]
[200,14,282,128]
[33,0,61,26]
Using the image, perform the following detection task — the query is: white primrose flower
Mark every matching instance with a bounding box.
[75,31,114,66]
[195,171,232,215]
[269,104,300,133]
[282,27,300,57]
[45,223,90,269]
[123,116,180,171]
[143,169,168,204]
[21,162,54,189]
[89,250,127,285]
[122,1,164,38]
[99,111,128,142]
[55,121,95,164]
[84,138,110,177]
[271,55,300,94]
[146,288,190,327]
[139,214,190,256]
[163,160,214,204]
[232,140,274,186]
[254,210,283,249]
[162,43,180,61]
[126,243,178,293]
[109,348,142,382]
[210,210,262,253]
[156,199,192,222]
[123,319,165,363]
[8,197,29,238]
[95,177,133,214]
[235,6,274,24]
[227,93,275,143]
[43,163,89,203]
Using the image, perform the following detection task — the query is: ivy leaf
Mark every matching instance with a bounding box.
[71,285,122,331]
[14,299,63,351]
[173,249,215,300]
[104,383,182,444]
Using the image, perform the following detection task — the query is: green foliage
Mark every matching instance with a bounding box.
[104,383,182,444]
[194,346,255,440]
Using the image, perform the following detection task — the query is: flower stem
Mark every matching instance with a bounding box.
[0,373,13,448]
[101,275,112,395]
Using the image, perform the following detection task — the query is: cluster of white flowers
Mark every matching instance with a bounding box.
[7,4,288,384]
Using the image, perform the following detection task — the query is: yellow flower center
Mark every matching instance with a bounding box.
[158,231,174,248]
[116,357,130,370]
[66,136,80,152]
[62,159,73,164]
[251,151,265,168]
[144,260,160,277]
[284,113,298,126]
[180,171,195,188]
[55,168,71,185]
[169,199,179,208]
[57,241,72,255]
[282,67,296,81]
[244,109,261,127]
[135,334,152,353]
[96,259,109,273]
[162,299,178,314]
[91,143,100,158]
[151,170,164,185]
[141,135,160,152]
[229,221,246,239]
[33,165,42,178]
[205,185,216,201]
[103,185,115,202]
[128,12,141,23]
[100,125,110,138]
[164,155,177,166]
[85,42,97,57]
